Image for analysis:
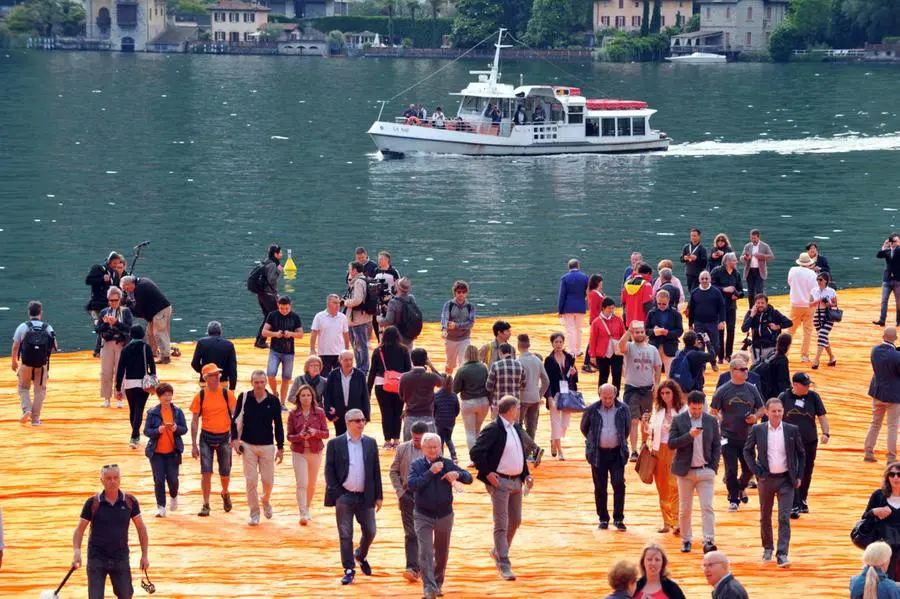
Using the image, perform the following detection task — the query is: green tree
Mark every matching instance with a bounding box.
[427,0,442,46]
[640,0,649,36]
[789,0,831,44]
[6,0,84,36]
[684,14,699,32]
[649,0,661,32]
[524,0,574,46]
[501,0,532,37]
[174,0,209,14]
[452,0,502,46]
[841,0,900,42]
[382,0,396,43]
[768,20,802,61]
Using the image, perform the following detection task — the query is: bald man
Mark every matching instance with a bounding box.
[864,327,900,463]
[702,551,748,599]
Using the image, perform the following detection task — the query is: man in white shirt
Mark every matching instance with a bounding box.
[787,253,819,362]
[469,396,534,581]
[310,294,351,375]
[743,398,806,568]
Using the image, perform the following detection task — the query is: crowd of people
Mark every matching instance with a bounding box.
[6,231,900,598]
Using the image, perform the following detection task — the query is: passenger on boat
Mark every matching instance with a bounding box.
[532,103,546,123]
[432,107,445,129]
[513,105,527,126]
[403,104,418,119]
[418,104,428,120]
[489,105,502,133]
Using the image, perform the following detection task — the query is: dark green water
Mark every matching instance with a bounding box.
[1,51,899,349]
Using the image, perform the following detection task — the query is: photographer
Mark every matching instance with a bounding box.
[120,275,173,365]
[254,245,283,350]
[675,331,718,393]
[740,294,793,362]
[343,262,372,375]
[84,252,126,357]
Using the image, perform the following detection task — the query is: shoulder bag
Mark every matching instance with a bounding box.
[851,514,879,549]
[826,307,843,322]
[141,343,159,392]
[635,441,656,484]
[553,356,585,412]
[380,348,402,393]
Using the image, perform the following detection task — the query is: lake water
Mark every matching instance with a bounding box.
[1,51,899,349]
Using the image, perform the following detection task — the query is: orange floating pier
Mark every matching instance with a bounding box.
[0,288,888,597]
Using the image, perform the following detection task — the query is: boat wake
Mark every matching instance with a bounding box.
[667,133,900,157]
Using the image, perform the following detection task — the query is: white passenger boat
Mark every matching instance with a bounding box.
[366,30,670,158]
[665,52,727,64]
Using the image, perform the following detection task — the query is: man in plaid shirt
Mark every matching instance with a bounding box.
[485,344,541,464]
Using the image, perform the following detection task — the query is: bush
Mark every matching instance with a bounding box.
[401,36,412,47]
[768,21,802,62]
[883,36,900,44]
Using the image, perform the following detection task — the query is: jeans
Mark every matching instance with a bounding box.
[375,386,403,440]
[125,388,149,440]
[595,355,623,393]
[879,281,900,324]
[199,431,232,475]
[518,402,540,444]
[865,399,900,462]
[399,492,419,571]
[461,398,490,458]
[591,449,625,522]
[87,556,133,599]
[266,350,295,380]
[149,452,179,507]
[403,416,436,441]
[795,440,817,506]
[415,512,454,596]
[256,292,277,345]
[677,467,716,543]
[241,442,275,517]
[759,474,795,556]
[335,492,377,571]
[722,439,753,503]
[147,306,172,360]
[560,313,584,355]
[487,476,522,566]
[437,425,457,460]
[717,304,737,362]
[291,450,322,513]
[99,340,124,401]
[349,324,371,375]
[746,268,764,307]
[17,364,47,422]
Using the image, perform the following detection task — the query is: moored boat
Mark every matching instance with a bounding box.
[665,52,727,64]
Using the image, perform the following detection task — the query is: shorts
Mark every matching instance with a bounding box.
[199,430,232,476]
[266,350,295,380]
[623,385,653,420]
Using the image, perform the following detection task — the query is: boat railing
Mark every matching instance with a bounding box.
[391,117,516,137]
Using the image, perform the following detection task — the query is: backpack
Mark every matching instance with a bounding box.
[669,349,697,393]
[90,493,136,520]
[20,322,53,368]
[246,261,269,294]
[749,354,776,398]
[361,277,381,316]
[397,296,423,340]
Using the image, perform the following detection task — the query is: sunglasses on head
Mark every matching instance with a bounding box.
[889,472,900,479]
[103,463,119,469]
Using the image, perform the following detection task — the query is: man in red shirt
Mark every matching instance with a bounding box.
[621,263,654,325]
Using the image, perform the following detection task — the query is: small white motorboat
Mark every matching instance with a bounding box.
[665,52,727,64]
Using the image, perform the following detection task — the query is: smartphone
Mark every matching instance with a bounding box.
[694,426,703,430]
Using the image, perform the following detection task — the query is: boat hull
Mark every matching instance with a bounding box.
[367,122,670,157]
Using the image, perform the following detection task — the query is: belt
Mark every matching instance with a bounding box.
[496,472,521,480]
[769,471,788,477]
[690,465,708,469]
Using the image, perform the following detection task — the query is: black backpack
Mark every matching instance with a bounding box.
[361,277,381,316]
[247,261,269,294]
[749,354,776,398]
[397,296,423,340]
[20,322,53,368]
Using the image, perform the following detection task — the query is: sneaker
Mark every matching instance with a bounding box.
[340,569,355,585]
[558,450,566,461]
[499,564,516,581]
[613,520,627,531]
[248,513,260,526]
[581,365,595,373]
[729,502,739,512]
[403,568,419,582]
[221,492,232,513]
[101,399,110,408]
[864,455,879,463]
[800,500,809,514]
[681,541,692,553]
[355,552,372,576]
[156,505,166,518]
[702,541,718,554]
[129,438,138,449]
[155,357,171,365]
[198,504,211,517]
[117,400,123,409]
[598,520,609,530]
[299,509,308,526]
[533,447,544,468]
[790,506,801,519]
[629,451,639,462]
[762,549,773,562]
[31,419,42,426]
[263,502,273,519]
[169,496,178,511]
[874,320,886,326]
[748,479,758,489]
[20,409,32,423]
[800,355,810,363]
[281,404,288,413]
[777,554,791,568]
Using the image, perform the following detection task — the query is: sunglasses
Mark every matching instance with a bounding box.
[102,463,119,469]
[109,298,121,302]
[889,472,900,479]
[734,367,749,372]
[141,568,156,594]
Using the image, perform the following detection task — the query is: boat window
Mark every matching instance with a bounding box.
[632,117,646,135]
[601,118,616,136]
[617,117,631,136]
[568,106,584,125]
[585,118,600,137]
[461,96,481,113]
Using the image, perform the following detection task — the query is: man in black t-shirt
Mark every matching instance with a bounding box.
[779,372,829,518]
[72,464,149,599]
[711,360,764,511]
[262,295,304,410]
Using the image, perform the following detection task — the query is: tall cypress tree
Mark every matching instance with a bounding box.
[641,0,650,35]
[649,0,661,32]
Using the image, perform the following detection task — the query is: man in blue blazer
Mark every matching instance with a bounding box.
[864,327,900,463]
[324,408,383,585]
[324,350,371,436]
[558,258,590,356]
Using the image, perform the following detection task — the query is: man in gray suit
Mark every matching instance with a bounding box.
[864,327,900,463]
[389,421,428,582]
[741,229,775,308]
[743,397,806,568]
[669,390,721,554]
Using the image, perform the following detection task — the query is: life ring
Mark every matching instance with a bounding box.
[405,116,420,126]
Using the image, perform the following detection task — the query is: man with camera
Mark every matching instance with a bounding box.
[874,233,900,327]
[120,275,173,365]
[344,262,372,376]
[741,294,793,362]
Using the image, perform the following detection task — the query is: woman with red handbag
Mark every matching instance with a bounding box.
[367,325,412,449]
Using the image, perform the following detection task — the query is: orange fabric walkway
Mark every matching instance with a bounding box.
[0,288,890,597]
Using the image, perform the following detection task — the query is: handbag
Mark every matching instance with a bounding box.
[635,442,656,484]
[141,343,159,391]
[826,307,843,322]
[851,515,879,549]
[556,391,586,412]
[380,348,402,393]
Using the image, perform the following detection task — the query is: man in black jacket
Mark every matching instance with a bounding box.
[120,275,173,364]
[470,396,533,581]
[324,409,383,586]
[740,294,792,362]
[710,253,745,363]
[680,228,708,291]
[581,383,631,531]
[669,390,721,554]
[875,233,900,326]
[646,289,683,373]
[191,321,237,391]
[324,350,371,436]
[743,397,806,567]
[85,252,125,357]
[255,244,283,349]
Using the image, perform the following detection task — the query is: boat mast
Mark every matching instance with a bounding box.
[469,29,511,92]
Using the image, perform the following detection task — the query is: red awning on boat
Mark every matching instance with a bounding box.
[586,99,648,110]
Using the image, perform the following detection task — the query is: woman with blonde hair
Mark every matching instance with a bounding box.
[850,541,900,599]
[634,544,686,599]
[708,233,733,271]
[286,355,327,407]
[642,380,686,534]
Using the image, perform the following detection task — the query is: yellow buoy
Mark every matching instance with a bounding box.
[284,248,297,272]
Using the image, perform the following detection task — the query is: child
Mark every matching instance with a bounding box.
[433,374,460,463]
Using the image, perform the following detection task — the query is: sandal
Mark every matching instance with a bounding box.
[657,525,670,533]
[811,363,819,370]
[827,359,837,367]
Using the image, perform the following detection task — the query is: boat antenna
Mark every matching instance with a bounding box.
[381,31,500,105]
[505,31,608,98]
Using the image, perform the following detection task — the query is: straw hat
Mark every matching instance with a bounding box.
[795,252,815,267]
